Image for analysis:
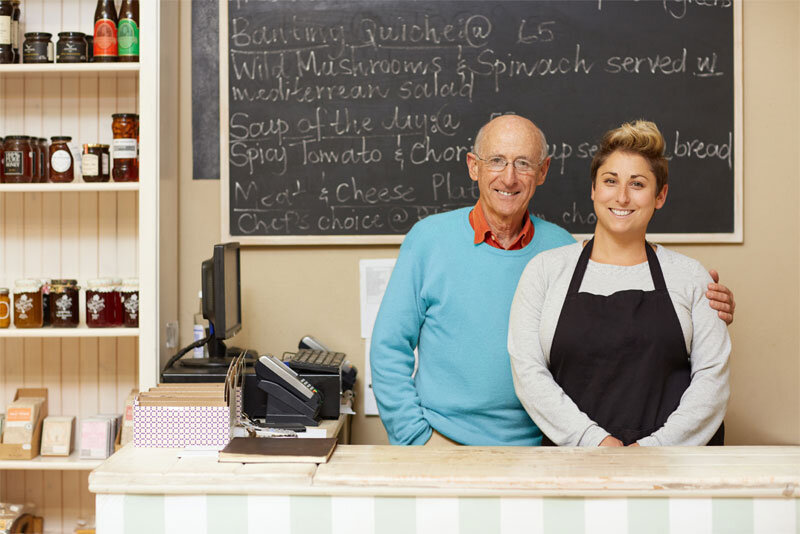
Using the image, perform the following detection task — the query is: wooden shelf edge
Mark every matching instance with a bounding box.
[0,183,140,193]
[0,63,140,74]
[0,327,140,338]
[0,453,104,471]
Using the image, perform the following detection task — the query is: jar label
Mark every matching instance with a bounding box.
[118,19,139,56]
[15,294,33,319]
[0,300,9,321]
[94,19,117,56]
[87,293,106,320]
[58,39,87,62]
[102,153,109,174]
[124,293,139,319]
[47,41,53,61]
[82,153,100,176]
[55,294,74,320]
[113,138,137,159]
[4,150,23,175]
[0,16,11,46]
[23,40,50,62]
[10,19,17,48]
[51,149,72,173]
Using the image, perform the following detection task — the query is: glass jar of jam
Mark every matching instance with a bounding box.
[49,279,79,328]
[119,278,139,327]
[49,136,74,183]
[13,279,43,328]
[81,144,111,182]
[56,32,87,63]
[111,113,138,182]
[86,278,115,327]
[22,32,53,63]
[0,288,10,328]
[3,136,33,183]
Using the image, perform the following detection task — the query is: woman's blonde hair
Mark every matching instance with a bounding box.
[590,120,669,195]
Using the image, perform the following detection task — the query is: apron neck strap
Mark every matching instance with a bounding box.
[568,238,667,295]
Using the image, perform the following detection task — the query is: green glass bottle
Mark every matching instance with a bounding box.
[117,0,139,62]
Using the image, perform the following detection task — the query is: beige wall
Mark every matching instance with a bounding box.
[177,0,800,445]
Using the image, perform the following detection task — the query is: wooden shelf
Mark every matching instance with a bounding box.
[0,63,139,75]
[0,183,140,193]
[0,451,104,471]
[0,326,139,338]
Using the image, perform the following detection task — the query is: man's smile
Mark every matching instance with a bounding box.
[496,189,519,197]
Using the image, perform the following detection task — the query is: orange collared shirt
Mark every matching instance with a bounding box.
[469,199,535,250]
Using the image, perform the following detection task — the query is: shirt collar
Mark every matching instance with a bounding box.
[469,199,535,250]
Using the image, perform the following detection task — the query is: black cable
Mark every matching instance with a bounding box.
[161,331,213,374]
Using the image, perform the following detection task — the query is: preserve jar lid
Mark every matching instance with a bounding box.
[86,143,106,148]
[112,113,139,119]
[51,136,72,142]
[0,288,9,295]
[5,135,30,140]
[25,32,52,39]
[58,31,86,38]
[120,278,139,290]
[87,278,115,290]
[14,279,42,292]
[51,279,80,291]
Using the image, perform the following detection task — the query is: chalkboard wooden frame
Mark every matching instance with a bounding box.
[219,0,742,245]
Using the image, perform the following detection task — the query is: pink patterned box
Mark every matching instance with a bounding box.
[133,402,230,448]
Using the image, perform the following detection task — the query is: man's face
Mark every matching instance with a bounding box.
[467,117,550,226]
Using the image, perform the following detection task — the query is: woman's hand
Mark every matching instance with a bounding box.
[707,270,736,325]
[599,436,624,447]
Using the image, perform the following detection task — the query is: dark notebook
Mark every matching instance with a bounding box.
[218,437,337,463]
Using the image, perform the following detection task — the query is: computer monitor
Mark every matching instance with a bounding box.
[183,242,242,367]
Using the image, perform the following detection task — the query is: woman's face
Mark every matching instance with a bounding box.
[591,150,667,239]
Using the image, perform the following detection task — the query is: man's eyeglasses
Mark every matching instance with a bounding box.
[472,154,540,174]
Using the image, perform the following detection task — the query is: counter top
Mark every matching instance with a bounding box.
[90,445,800,498]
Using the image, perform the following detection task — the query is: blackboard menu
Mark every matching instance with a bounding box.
[222,0,739,243]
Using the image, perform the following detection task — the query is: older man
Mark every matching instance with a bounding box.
[370,115,734,446]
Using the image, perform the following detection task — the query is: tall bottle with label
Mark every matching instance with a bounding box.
[10,0,18,63]
[0,1,13,63]
[117,0,138,63]
[93,0,117,62]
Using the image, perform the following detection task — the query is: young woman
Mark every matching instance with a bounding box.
[508,120,729,446]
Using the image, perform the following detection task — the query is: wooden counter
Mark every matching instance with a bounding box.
[90,445,800,533]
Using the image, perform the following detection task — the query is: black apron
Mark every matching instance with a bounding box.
[542,239,723,446]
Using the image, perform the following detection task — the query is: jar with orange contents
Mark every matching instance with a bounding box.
[13,279,43,328]
[111,113,138,181]
[0,288,10,328]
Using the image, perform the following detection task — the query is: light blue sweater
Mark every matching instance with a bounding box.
[370,207,575,445]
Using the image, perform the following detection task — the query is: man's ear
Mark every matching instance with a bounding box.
[467,152,480,182]
[655,183,669,210]
[537,157,551,185]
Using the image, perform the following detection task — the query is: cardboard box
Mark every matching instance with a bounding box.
[0,388,48,460]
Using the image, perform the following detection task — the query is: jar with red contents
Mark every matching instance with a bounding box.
[85,278,117,327]
[50,279,80,328]
[119,278,138,327]
[3,136,33,183]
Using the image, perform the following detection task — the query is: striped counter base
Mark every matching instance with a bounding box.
[97,495,800,534]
